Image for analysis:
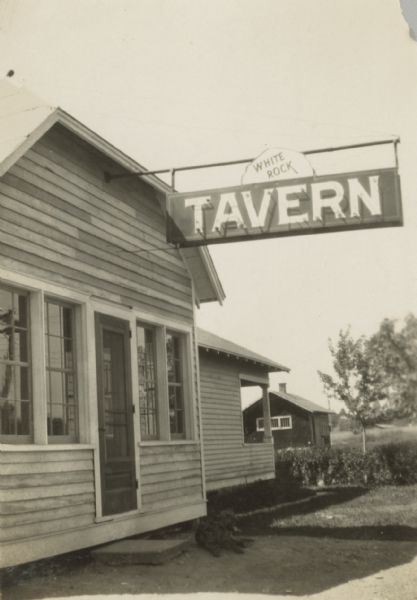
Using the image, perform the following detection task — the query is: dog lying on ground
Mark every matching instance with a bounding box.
[195,510,254,557]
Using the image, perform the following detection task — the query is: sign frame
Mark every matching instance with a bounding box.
[166,167,402,248]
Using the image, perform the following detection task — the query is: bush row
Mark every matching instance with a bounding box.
[275,441,417,486]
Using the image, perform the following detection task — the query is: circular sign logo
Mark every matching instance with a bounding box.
[242,147,314,184]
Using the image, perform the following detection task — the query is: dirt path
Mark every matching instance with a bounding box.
[3,534,417,600]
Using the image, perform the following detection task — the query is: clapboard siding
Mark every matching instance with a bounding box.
[0,449,95,542]
[11,155,187,277]
[0,124,193,323]
[0,493,94,515]
[199,352,275,490]
[0,194,191,296]
[140,444,203,509]
[0,121,209,567]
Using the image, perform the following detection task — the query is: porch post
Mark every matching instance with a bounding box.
[261,384,272,442]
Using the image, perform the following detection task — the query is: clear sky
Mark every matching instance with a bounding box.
[0,0,416,410]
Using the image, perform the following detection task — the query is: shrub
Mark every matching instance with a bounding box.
[377,442,417,484]
[275,440,417,487]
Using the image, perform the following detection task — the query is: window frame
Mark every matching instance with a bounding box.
[0,283,32,443]
[0,270,196,449]
[136,321,159,441]
[135,317,195,444]
[256,415,293,431]
[44,297,79,444]
[0,272,88,447]
[166,329,187,440]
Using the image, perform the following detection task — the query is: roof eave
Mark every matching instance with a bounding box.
[199,345,289,372]
[0,109,59,177]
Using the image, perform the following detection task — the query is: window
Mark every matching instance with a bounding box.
[44,299,78,441]
[256,415,292,431]
[136,323,190,442]
[279,416,292,429]
[0,285,31,441]
[166,331,185,439]
[137,323,158,440]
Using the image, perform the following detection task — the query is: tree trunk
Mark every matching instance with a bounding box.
[361,423,367,455]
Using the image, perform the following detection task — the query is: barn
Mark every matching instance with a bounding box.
[0,81,225,568]
[197,328,289,490]
[243,384,332,449]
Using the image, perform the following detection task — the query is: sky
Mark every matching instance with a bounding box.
[0,0,416,410]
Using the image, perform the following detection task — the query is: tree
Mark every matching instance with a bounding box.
[368,314,417,419]
[318,328,388,453]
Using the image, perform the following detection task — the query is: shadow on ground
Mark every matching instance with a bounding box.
[240,486,369,521]
[3,486,417,598]
[271,525,417,541]
[3,534,417,598]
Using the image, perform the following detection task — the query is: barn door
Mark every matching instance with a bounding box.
[95,313,137,516]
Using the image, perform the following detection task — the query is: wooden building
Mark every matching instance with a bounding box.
[243,384,332,449]
[197,328,289,490]
[0,81,225,569]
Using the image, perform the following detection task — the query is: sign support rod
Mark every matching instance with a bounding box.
[104,137,399,183]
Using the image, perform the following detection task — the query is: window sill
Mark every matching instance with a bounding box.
[95,509,143,524]
[242,441,273,447]
[0,443,95,452]
[139,440,198,447]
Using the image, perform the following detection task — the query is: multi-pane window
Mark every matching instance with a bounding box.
[137,323,158,440]
[256,415,292,431]
[0,285,31,440]
[136,323,190,442]
[45,299,78,440]
[166,331,185,439]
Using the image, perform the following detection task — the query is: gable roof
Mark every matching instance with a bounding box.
[269,389,331,413]
[197,327,289,372]
[0,80,225,304]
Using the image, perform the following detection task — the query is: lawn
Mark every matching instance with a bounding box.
[238,484,417,540]
[331,425,417,450]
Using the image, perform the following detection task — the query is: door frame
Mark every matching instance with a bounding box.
[86,299,197,520]
[95,312,137,516]
[87,300,142,520]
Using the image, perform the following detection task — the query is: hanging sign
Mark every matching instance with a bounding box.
[166,167,402,247]
[241,147,314,184]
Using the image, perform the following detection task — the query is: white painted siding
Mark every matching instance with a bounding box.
[199,351,275,490]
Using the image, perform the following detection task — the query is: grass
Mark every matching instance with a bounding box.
[331,425,417,450]
[238,484,417,539]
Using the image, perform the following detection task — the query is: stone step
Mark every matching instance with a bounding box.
[91,537,192,565]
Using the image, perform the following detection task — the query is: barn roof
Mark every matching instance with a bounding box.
[269,389,331,413]
[0,79,225,305]
[197,328,289,372]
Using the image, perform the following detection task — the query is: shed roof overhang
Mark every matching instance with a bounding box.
[0,80,225,305]
[197,327,289,374]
